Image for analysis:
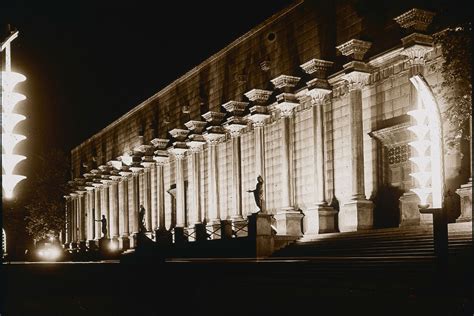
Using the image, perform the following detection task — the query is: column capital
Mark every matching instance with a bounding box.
[341,62,370,91]
[142,161,156,169]
[222,100,248,116]
[271,75,301,91]
[244,89,273,105]
[168,147,187,160]
[394,8,436,32]
[400,33,433,66]
[153,155,169,166]
[109,175,122,182]
[300,59,334,78]
[203,132,226,145]
[336,39,372,61]
[224,122,247,138]
[187,141,205,153]
[275,93,299,117]
[118,170,133,178]
[307,86,332,105]
[129,166,144,174]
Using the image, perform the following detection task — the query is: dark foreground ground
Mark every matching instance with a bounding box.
[1,258,472,316]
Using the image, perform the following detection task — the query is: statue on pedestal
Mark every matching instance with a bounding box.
[95,215,107,238]
[247,175,264,213]
[139,205,147,233]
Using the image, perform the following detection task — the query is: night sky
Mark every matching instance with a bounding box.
[1,0,293,160]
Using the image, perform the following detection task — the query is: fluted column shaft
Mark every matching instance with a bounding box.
[156,164,166,230]
[78,193,86,241]
[109,180,119,238]
[190,149,202,224]
[231,135,243,219]
[313,103,327,205]
[280,116,294,209]
[94,187,101,240]
[349,88,365,199]
[86,190,95,240]
[130,172,140,234]
[143,167,152,230]
[100,186,110,237]
[175,155,186,227]
[208,143,220,222]
[151,164,158,230]
[118,177,130,237]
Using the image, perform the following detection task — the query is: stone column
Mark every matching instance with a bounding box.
[271,75,304,236]
[301,58,337,235]
[69,194,77,244]
[99,182,110,238]
[117,171,131,249]
[223,101,248,235]
[109,177,120,242]
[336,39,374,232]
[202,111,226,233]
[85,187,95,243]
[245,89,273,214]
[153,150,170,242]
[142,160,154,232]
[77,191,86,243]
[150,163,158,230]
[92,184,102,240]
[129,167,142,247]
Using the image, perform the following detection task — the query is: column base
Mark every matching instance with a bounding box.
[119,236,130,250]
[87,240,99,251]
[174,227,187,244]
[340,199,374,232]
[220,220,233,239]
[247,213,274,258]
[456,181,472,222]
[232,218,248,237]
[274,208,303,237]
[78,241,87,252]
[98,238,110,251]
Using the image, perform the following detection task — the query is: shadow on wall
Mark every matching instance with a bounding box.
[372,184,404,228]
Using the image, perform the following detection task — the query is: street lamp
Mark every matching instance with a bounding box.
[1,30,27,199]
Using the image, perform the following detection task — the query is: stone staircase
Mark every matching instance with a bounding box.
[271,222,472,259]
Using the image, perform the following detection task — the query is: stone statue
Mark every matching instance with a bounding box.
[139,205,146,233]
[247,175,264,213]
[95,215,107,238]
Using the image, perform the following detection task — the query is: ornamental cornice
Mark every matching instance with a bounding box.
[244,89,273,105]
[271,75,301,90]
[336,39,372,61]
[202,111,226,126]
[222,100,248,116]
[150,138,169,150]
[300,59,334,78]
[394,8,436,32]
[184,120,207,134]
[169,128,190,142]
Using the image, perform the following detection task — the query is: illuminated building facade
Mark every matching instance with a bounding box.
[65,1,471,251]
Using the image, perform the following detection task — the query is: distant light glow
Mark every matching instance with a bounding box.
[108,240,118,251]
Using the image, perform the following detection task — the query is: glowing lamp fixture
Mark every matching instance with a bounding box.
[1,30,27,199]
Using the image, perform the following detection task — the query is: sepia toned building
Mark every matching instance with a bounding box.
[65,0,471,252]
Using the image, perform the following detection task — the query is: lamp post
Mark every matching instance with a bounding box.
[1,29,27,259]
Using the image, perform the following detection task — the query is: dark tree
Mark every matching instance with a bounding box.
[25,149,70,242]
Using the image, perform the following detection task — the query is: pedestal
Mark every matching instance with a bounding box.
[274,209,303,236]
[87,240,98,251]
[456,181,472,222]
[319,207,338,233]
[399,192,433,226]
[119,236,130,250]
[339,199,374,232]
[248,213,274,258]
[174,227,187,244]
[194,223,207,241]
[232,218,248,237]
[98,238,110,251]
[206,221,221,240]
[220,220,233,239]
[155,229,172,244]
